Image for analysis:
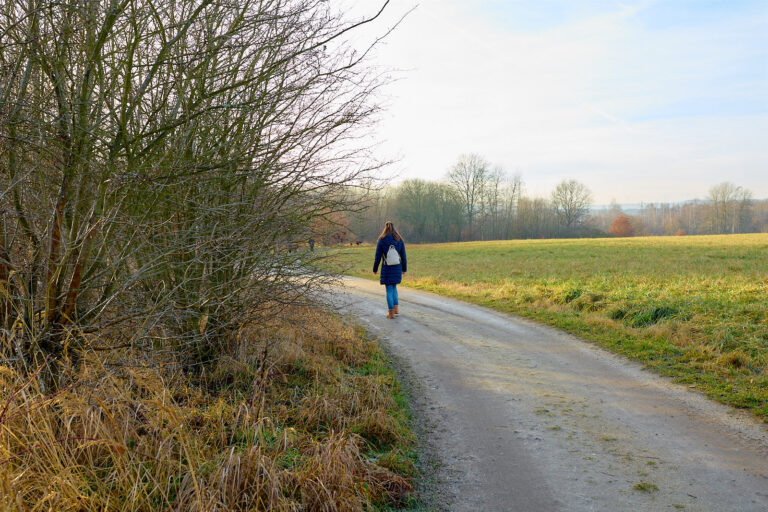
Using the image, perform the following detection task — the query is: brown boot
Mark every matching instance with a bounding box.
[393,305,399,315]
[386,309,395,319]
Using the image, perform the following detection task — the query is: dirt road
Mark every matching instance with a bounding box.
[332,277,768,512]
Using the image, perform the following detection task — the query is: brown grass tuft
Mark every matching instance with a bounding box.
[717,351,750,370]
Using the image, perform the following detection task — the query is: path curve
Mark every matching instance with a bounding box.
[332,277,768,512]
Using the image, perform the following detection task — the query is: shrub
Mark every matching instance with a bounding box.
[608,215,635,237]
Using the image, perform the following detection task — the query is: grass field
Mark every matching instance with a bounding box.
[332,234,768,421]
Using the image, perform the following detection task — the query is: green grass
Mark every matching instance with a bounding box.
[330,234,768,421]
[633,481,659,493]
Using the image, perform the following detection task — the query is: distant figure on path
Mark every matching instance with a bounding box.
[308,237,315,251]
[373,221,407,319]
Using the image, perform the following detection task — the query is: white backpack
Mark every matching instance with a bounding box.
[384,244,401,266]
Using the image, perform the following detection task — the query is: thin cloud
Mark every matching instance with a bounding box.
[352,0,768,202]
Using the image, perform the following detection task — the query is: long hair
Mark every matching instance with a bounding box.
[377,221,403,242]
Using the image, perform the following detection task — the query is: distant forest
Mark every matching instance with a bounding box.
[325,154,768,244]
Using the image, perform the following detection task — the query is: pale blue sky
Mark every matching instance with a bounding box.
[353,0,768,203]
[483,0,767,32]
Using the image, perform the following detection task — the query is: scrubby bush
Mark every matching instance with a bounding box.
[0,0,388,381]
[608,214,635,237]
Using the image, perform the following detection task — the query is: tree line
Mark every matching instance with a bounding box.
[340,154,767,243]
[593,183,768,237]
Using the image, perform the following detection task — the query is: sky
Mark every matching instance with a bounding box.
[347,0,768,204]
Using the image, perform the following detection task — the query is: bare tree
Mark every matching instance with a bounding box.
[516,197,557,238]
[551,179,593,231]
[707,182,753,234]
[500,175,522,238]
[396,179,430,241]
[447,153,489,239]
[0,0,391,380]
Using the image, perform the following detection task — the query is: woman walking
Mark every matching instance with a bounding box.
[373,221,407,319]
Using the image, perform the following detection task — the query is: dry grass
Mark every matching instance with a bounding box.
[0,308,415,511]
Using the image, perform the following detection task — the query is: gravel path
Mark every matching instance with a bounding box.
[332,277,768,512]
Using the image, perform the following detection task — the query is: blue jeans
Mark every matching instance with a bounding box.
[385,284,399,310]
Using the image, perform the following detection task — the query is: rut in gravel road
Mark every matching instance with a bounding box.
[332,277,768,512]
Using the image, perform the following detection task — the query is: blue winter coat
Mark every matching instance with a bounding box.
[373,235,407,285]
